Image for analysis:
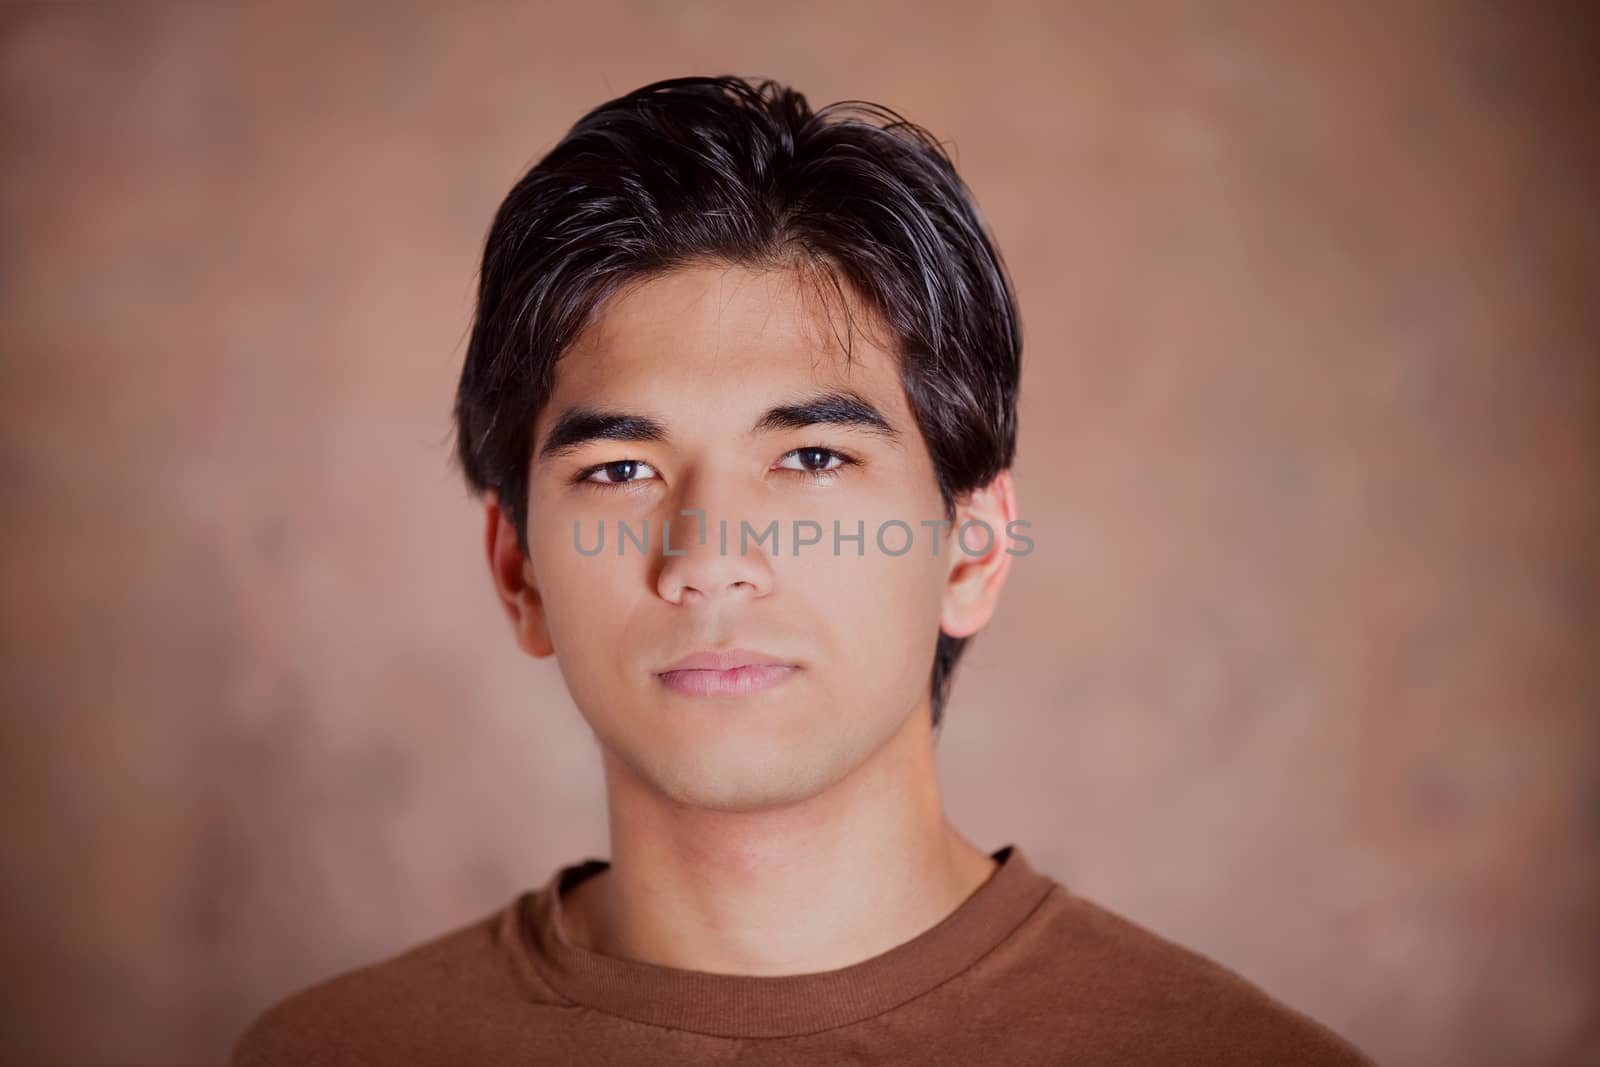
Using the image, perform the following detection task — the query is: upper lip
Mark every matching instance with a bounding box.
[657,648,796,673]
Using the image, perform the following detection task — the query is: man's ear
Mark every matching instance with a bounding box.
[484,489,555,658]
[940,469,1019,640]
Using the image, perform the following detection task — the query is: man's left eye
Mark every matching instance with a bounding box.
[776,447,853,474]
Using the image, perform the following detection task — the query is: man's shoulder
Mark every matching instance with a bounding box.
[228,899,540,1067]
[1013,884,1376,1064]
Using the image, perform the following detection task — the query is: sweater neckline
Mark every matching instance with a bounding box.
[501,843,1056,1038]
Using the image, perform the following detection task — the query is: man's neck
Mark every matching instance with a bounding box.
[560,709,998,976]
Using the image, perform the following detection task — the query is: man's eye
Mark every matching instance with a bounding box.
[575,449,857,490]
[578,459,659,489]
[776,447,857,479]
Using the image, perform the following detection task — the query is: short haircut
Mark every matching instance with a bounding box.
[452,75,1022,730]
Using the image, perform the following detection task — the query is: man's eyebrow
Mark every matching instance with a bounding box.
[537,407,671,463]
[752,390,902,444]
[535,389,901,463]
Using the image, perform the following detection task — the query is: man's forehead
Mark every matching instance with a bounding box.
[548,263,905,410]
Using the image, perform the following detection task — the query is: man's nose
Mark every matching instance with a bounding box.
[655,504,774,605]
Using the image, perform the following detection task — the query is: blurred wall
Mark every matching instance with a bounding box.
[2,3,1596,1065]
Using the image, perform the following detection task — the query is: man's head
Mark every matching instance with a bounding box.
[453,76,1021,805]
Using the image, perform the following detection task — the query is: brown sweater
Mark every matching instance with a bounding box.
[230,844,1376,1065]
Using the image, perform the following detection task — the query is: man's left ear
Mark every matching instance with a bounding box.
[941,469,1020,639]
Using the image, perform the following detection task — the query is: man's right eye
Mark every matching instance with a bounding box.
[576,459,659,489]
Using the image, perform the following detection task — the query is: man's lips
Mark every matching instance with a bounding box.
[655,663,798,698]
[653,648,800,698]
[657,647,795,673]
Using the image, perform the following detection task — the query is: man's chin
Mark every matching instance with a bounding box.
[625,747,846,815]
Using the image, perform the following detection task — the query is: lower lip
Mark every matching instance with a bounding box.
[656,664,798,698]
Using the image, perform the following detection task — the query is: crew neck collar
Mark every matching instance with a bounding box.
[500,843,1056,1038]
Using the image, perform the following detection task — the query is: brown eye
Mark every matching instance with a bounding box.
[776,447,856,480]
[580,459,658,488]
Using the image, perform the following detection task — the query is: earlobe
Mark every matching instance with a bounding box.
[484,491,556,658]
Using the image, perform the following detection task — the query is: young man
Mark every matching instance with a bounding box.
[231,75,1374,1065]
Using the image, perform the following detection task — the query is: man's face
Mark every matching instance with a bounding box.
[517,263,956,812]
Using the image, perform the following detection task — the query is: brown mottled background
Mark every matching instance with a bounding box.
[2,2,1596,1065]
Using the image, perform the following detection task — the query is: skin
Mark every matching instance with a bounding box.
[484,261,1019,976]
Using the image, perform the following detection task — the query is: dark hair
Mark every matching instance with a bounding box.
[452,75,1021,731]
